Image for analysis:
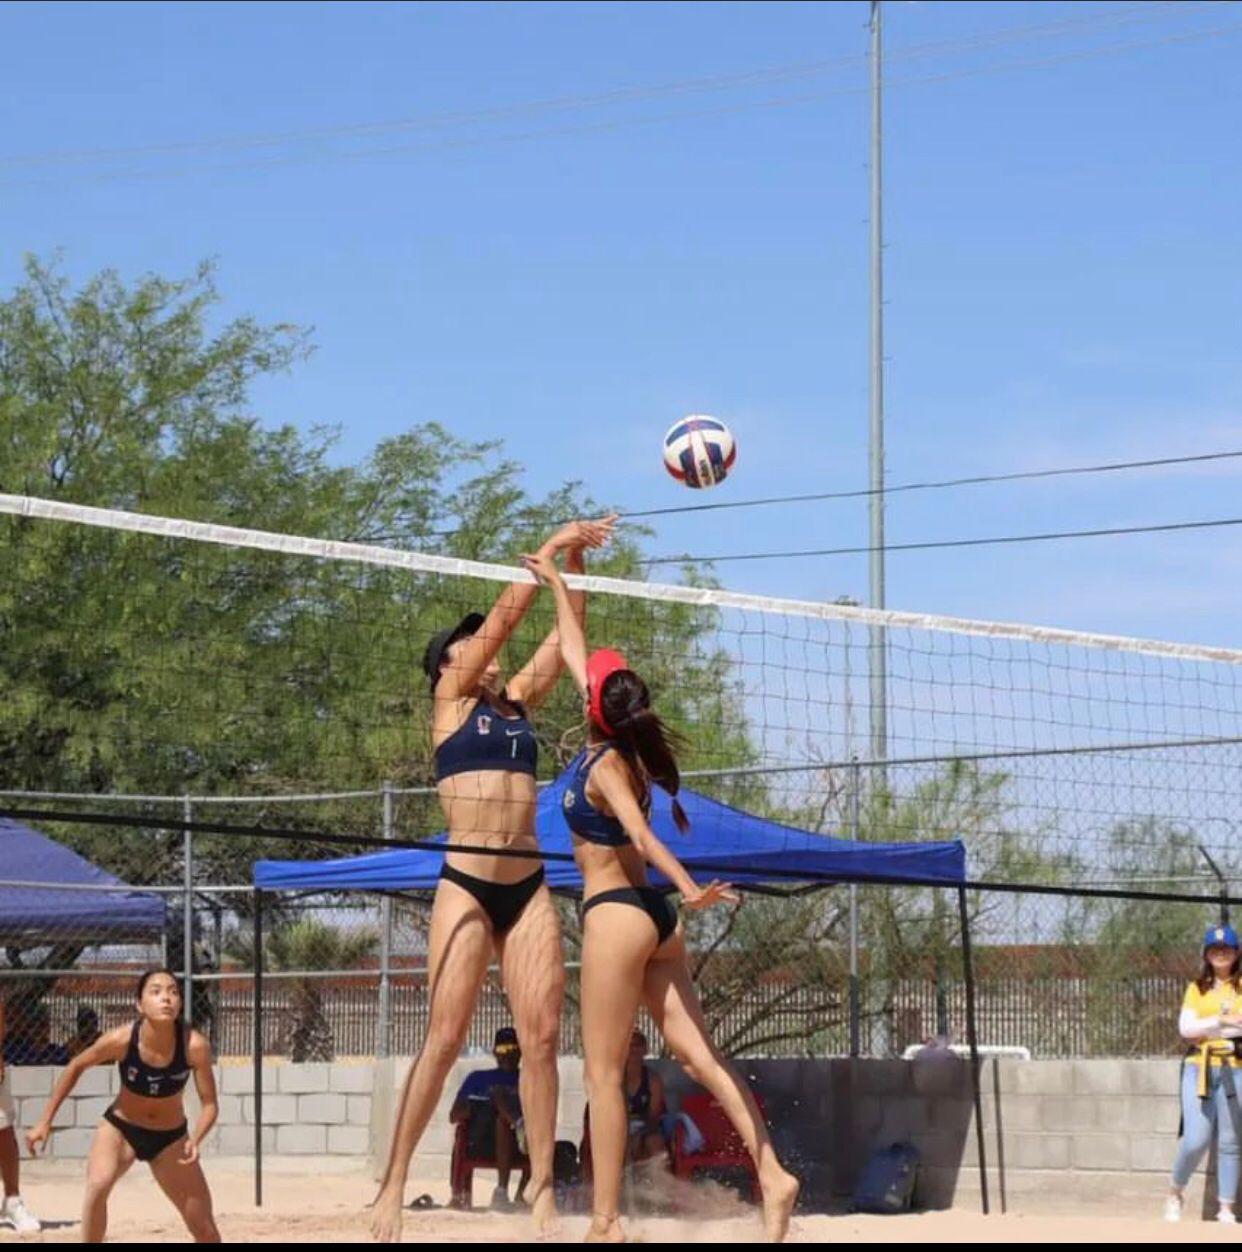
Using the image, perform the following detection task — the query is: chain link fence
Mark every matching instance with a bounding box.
[3,781,1233,1068]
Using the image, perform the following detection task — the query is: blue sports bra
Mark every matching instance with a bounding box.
[119,1019,191,1099]
[562,745,650,846]
[434,693,538,782]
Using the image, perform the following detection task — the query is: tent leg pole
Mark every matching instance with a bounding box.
[254,887,264,1208]
[958,885,989,1215]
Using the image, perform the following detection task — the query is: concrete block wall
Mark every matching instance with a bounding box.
[8,1054,1190,1210]
[6,1060,376,1161]
[367,1055,1188,1209]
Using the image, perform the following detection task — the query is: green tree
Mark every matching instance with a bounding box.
[0,257,756,893]
[225,916,378,1061]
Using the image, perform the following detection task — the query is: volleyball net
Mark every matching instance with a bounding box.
[2,492,1240,1061]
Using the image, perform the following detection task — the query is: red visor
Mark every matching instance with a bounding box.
[586,649,629,736]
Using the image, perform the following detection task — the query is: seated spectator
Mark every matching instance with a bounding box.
[65,1006,102,1059]
[624,1030,674,1165]
[449,1026,529,1210]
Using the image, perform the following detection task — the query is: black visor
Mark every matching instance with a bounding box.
[422,612,486,688]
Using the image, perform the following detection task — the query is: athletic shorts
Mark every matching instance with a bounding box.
[0,1071,16,1131]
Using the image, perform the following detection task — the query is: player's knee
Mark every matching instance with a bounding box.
[516,1017,559,1063]
[83,1172,117,1203]
[422,1025,468,1071]
[584,1057,623,1098]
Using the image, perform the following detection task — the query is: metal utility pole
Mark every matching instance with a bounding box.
[868,0,888,773]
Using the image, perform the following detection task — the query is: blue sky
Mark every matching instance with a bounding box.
[2,0,1239,647]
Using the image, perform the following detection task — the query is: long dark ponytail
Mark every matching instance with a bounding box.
[599,670,690,833]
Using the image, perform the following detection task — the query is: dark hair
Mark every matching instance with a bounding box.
[1196,952,1242,995]
[598,670,690,833]
[135,969,181,1001]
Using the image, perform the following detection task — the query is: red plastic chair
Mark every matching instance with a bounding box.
[449,1120,530,1209]
[670,1092,764,1202]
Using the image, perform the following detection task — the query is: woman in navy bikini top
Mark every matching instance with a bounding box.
[526,551,801,1246]
[433,691,539,782]
[373,515,617,1244]
[562,744,651,847]
[25,969,221,1242]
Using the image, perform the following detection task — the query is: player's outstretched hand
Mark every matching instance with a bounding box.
[683,880,741,910]
[521,552,562,587]
[548,516,617,554]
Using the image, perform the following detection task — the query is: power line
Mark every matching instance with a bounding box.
[640,515,1242,567]
[3,10,1237,191]
[424,445,1242,540]
[0,1,1195,170]
[615,447,1242,523]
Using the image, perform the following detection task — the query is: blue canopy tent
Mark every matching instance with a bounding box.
[254,763,966,893]
[0,818,165,943]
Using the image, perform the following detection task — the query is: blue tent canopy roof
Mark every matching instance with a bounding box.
[0,819,166,943]
[254,763,965,892]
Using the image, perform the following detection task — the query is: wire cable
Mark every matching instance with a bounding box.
[641,515,1242,566]
[3,10,1237,190]
[609,447,1242,525]
[0,1,1199,170]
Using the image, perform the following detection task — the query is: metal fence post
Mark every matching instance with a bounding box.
[253,887,264,1208]
[957,884,990,1215]
[182,795,193,1027]
[378,781,394,1059]
[849,759,861,1057]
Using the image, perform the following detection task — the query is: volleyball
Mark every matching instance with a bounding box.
[662,415,737,489]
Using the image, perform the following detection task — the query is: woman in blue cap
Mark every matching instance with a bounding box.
[372,516,615,1242]
[1166,922,1242,1223]
[523,551,800,1244]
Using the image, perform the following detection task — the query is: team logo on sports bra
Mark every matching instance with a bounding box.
[563,790,574,811]
[127,1067,138,1083]
[476,715,492,735]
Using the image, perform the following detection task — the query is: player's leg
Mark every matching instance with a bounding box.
[496,883,565,1235]
[148,1136,221,1243]
[643,933,799,1242]
[371,878,493,1242]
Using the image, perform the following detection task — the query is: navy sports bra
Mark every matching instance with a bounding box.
[120,1020,191,1099]
[434,692,538,782]
[562,745,650,846]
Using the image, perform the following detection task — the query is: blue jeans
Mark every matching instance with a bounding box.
[1172,1062,1241,1202]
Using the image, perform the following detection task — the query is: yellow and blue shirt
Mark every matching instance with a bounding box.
[1182,981,1242,1070]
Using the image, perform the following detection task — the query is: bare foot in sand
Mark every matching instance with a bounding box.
[529,1180,560,1240]
[369,1187,404,1243]
[585,1211,626,1243]
[760,1166,800,1242]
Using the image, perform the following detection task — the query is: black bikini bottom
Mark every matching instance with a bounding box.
[439,863,545,935]
[582,887,677,945]
[103,1106,187,1162]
